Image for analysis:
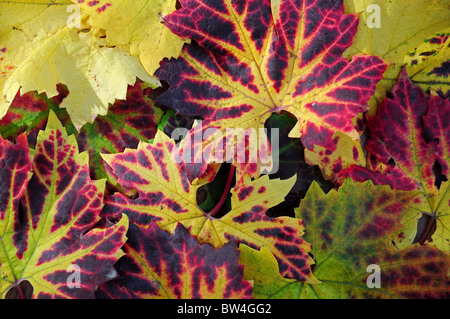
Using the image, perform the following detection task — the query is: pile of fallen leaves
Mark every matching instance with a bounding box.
[0,0,448,299]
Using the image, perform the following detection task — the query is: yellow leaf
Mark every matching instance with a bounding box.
[0,0,71,114]
[73,0,189,75]
[343,0,450,114]
[344,0,449,63]
[305,131,366,181]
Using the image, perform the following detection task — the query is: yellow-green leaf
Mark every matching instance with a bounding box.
[102,130,318,283]
[239,179,448,299]
[0,111,129,298]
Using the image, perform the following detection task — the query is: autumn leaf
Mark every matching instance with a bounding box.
[73,0,188,76]
[156,0,387,156]
[338,68,450,253]
[172,121,272,185]
[240,179,449,299]
[305,0,449,182]
[265,113,329,195]
[75,82,163,181]
[156,111,225,187]
[96,222,253,299]
[240,242,450,299]
[405,31,450,97]
[101,130,318,282]
[0,82,162,182]
[0,0,446,301]
[0,85,71,147]
[304,130,366,181]
[343,0,449,114]
[0,111,129,299]
[0,0,71,88]
[0,0,158,129]
[344,0,448,65]
[179,112,333,196]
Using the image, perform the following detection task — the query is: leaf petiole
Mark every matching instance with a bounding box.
[208,165,236,217]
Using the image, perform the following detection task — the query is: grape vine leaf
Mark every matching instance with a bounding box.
[158,113,225,188]
[158,108,195,139]
[0,111,129,299]
[173,121,272,186]
[0,0,71,87]
[343,0,450,114]
[0,0,158,130]
[178,112,331,192]
[96,222,253,299]
[72,0,189,76]
[0,82,162,183]
[304,130,366,181]
[101,130,319,282]
[0,85,71,147]
[240,179,449,299]
[156,0,387,155]
[338,68,450,253]
[405,31,450,97]
[344,0,449,65]
[74,82,163,182]
[306,0,449,184]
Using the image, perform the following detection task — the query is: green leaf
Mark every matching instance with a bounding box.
[240,179,448,299]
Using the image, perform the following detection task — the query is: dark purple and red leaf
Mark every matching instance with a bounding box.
[0,82,162,183]
[338,68,449,194]
[96,222,253,299]
[337,68,450,252]
[156,0,387,169]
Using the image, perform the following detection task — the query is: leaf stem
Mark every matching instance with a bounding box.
[418,214,435,245]
[208,165,235,217]
[17,282,24,299]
